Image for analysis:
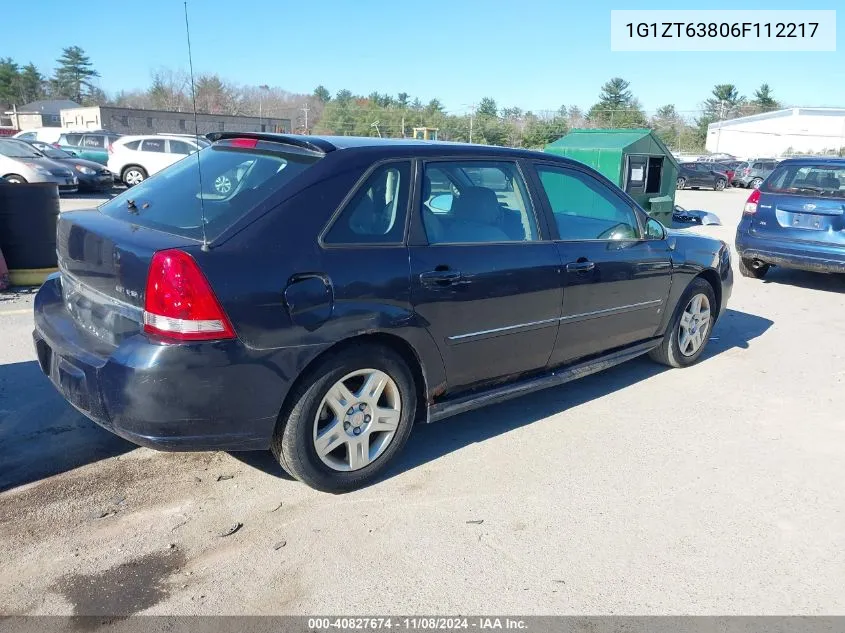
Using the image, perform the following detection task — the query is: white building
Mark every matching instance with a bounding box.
[706,108,845,158]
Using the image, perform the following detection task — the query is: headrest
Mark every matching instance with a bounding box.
[450,187,500,224]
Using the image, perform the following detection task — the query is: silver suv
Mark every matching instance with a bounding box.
[0,138,78,193]
[733,159,779,189]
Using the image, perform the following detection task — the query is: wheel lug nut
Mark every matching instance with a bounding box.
[359,403,366,411]
[353,427,361,435]
[364,415,371,423]
[347,407,355,415]
[344,421,351,430]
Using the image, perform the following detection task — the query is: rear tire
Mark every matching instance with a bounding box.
[714,178,726,191]
[739,257,770,279]
[676,177,686,190]
[3,174,26,184]
[122,166,147,187]
[749,178,763,189]
[271,343,417,493]
[649,278,717,368]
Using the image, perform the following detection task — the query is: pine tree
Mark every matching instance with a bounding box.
[51,46,100,103]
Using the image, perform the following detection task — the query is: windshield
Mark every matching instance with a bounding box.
[39,145,70,159]
[99,143,322,240]
[0,139,43,158]
[761,164,845,199]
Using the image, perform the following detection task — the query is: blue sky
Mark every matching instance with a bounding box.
[4,0,843,114]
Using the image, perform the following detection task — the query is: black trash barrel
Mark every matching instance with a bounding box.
[0,182,60,271]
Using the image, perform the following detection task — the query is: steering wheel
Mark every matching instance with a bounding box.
[597,222,637,240]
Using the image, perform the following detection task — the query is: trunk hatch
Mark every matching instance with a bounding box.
[57,209,196,346]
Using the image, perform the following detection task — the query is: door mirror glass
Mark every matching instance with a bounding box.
[429,193,453,213]
[645,217,666,240]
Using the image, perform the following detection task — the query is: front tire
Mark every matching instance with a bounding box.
[271,343,417,492]
[3,174,27,184]
[739,257,770,279]
[676,177,686,190]
[649,278,717,368]
[122,166,147,187]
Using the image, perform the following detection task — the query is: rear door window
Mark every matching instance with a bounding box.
[99,141,323,240]
[141,138,166,152]
[123,140,141,150]
[762,164,845,198]
[81,135,105,148]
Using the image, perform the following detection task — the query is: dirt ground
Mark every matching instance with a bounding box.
[1,188,843,615]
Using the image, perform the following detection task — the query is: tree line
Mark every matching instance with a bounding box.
[0,46,784,152]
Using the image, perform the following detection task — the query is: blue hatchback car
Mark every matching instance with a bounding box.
[736,158,845,278]
[33,134,733,492]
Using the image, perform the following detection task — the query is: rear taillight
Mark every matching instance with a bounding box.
[743,189,760,215]
[107,144,113,154]
[51,142,60,148]
[744,168,751,176]
[143,249,235,342]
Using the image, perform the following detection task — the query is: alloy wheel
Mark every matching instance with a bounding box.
[678,293,711,357]
[313,369,402,472]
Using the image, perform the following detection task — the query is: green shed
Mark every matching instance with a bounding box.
[544,128,680,225]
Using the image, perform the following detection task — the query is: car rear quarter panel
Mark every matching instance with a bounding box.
[195,155,447,413]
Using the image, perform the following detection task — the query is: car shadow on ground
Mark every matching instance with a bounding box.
[233,308,773,489]
[0,360,134,493]
[761,267,845,294]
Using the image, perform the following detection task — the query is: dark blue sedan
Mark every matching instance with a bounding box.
[33,134,733,492]
[736,158,845,277]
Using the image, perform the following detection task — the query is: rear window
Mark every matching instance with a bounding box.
[99,142,322,240]
[761,164,845,198]
[62,133,83,146]
[123,140,141,150]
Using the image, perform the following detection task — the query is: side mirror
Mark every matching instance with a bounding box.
[645,217,666,240]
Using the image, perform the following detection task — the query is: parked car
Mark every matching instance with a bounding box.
[736,158,845,278]
[13,127,68,144]
[56,131,123,165]
[26,140,114,191]
[733,159,779,189]
[108,135,205,186]
[712,162,737,187]
[0,138,78,192]
[699,154,736,163]
[33,134,733,492]
[677,162,729,191]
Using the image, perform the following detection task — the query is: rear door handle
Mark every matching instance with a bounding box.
[420,270,464,287]
[565,261,595,272]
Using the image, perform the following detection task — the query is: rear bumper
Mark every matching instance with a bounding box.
[32,275,323,451]
[736,231,845,274]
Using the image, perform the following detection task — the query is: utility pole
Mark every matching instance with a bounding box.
[469,103,476,143]
[302,103,310,134]
[716,100,726,153]
[258,84,269,129]
[401,115,405,138]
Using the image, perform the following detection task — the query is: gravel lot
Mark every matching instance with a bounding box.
[1,188,843,615]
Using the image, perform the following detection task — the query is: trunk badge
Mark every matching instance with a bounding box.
[803,203,816,211]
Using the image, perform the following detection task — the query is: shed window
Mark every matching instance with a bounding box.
[645,157,663,194]
[146,117,153,127]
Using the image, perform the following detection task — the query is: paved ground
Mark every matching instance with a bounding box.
[1,188,843,615]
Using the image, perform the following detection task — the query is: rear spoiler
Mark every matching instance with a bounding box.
[205,132,335,155]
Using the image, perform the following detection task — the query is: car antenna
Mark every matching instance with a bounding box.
[184,1,209,251]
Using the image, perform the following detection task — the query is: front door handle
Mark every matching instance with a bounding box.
[420,269,464,287]
[565,260,595,273]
